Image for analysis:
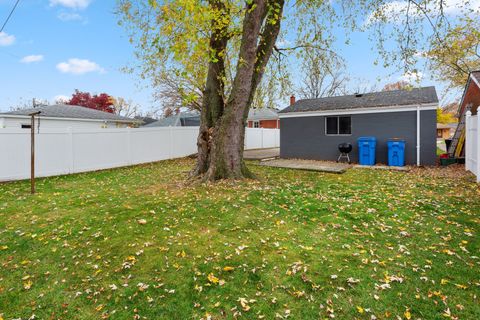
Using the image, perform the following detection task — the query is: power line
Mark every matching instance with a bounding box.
[1,0,21,33]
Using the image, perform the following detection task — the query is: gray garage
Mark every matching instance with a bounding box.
[279,87,439,166]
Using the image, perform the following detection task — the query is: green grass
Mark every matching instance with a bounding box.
[1,159,479,320]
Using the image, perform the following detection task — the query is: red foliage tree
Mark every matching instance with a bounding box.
[66,90,115,113]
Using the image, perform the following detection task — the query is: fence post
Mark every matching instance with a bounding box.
[261,128,264,149]
[169,127,173,158]
[477,114,480,183]
[465,111,471,172]
[126,128,132,165]
[67,127,74,174]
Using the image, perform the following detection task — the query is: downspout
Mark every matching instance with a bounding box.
[416,105,421,166]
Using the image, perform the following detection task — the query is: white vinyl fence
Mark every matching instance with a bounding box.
[465,111,479,182]
[0,127,279,182]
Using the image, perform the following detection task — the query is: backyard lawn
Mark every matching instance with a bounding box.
[0,159,479,320]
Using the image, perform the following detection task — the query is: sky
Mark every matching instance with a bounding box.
[0,0,154,112]
[0,0,475,113]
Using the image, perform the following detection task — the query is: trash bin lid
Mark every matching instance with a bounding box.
[358,136,377,142]
[388,138,406,143]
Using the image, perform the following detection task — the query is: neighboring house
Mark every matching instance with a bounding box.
[279,87,439,166]
[135,116,158,126]
[145,111,200,127]
[448,71,480,157]
[247,108,280,128]
[0,104,140,130]
[436,123,456,139]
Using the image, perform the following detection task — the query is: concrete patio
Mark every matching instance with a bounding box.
[259,158,351,173]
[244,148,280,160]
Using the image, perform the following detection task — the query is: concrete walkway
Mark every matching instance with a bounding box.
[260,159,351,173]
[244,148,280,160]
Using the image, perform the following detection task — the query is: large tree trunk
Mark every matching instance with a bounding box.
[193,0,284,181]
[191,0,229,177]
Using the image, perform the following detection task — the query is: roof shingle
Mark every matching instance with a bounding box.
[0,104,138,122]
[248,108,279,121]
[279,86,438,114]
[144,111,200,127]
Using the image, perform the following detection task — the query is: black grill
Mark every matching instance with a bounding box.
[337,143,352,163]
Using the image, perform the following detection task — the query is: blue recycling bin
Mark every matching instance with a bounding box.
[357,137,377,165]
[388,139,406,166]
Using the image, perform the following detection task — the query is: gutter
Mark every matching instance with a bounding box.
[278,103,438,118]
[417,105,421,166]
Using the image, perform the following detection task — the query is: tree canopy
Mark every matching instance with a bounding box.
[116,0,478,180]
[66,90,115,113]
[117,0,478,108]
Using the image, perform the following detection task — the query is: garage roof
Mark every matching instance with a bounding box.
[0,104,139,122]
[279,86,438,114]
[248,108,279,121]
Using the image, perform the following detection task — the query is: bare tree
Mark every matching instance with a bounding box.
[10,98,48,111]
[382,80,412,91]
[113,97,141,118]
[152,72,202,112]
[299,50,348,99]
[346,79,379,95]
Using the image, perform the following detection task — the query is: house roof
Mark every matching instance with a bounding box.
[471,71,480,84]
[145,111,200,127]
[135,116,157,125]
[279,87,438,114]
[0,104,138,122]
[457,70,480,116]
[248,108,279,121]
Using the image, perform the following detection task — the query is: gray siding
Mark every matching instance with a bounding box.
[280,110,437,166]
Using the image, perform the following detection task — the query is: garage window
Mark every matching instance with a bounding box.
[325,116,351,135]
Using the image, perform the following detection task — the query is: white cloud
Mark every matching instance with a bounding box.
[20,55,44,63]
[400,71,424,83]
[0,32,15,46]
[53,95,70,103]
[49,0,91,9]
[441,0,480,14]
[366,0,480,25]
[56,58,105,75]
[57,12,84,21]
[276,39,291,47]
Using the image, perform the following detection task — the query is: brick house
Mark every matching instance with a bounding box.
[247,108,280,129]
[448,71,480,157]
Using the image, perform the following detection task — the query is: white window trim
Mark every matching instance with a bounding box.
[278,103,438,118]
[253,120,260,128]
[325,116,352,136]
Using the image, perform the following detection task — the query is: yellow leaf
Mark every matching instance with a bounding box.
[23,280,33,290]
[441,279,449,285]
[404,309,412,320]
[239,298,250,311]
[357,306,364,314]
[223,266,235,271]
[207,273,219,284]
[177,250,186,258]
